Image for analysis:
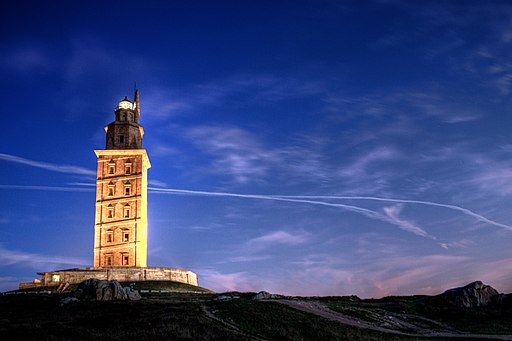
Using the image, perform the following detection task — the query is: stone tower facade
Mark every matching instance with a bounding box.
[19,89,200,289]
[93,90,151,267]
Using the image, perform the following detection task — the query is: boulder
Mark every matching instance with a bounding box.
[252,291,274,300]
[441,281,499,308]
[124,286,142,301]
[73,279,141,301]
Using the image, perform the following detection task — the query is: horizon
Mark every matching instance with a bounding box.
[1,1,512,298]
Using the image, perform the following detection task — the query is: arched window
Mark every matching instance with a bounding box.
[122,229,130,242]
[125,160,132,175]
[124,181,131,196]
[107,181,115,197]
[124,204,131,218]
[107,204,114,219]
[108,160,115,175]
[106,229,114,243]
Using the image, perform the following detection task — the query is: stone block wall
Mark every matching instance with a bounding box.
[20,266,198,289]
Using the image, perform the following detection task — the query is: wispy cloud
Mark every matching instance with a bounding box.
[0,246,88,269]
[145,74,325,120]
[255,250,512,297]
[278,252,474,297]
[324,91,480,125]
[382,204,429,237]
[185,125,337,185]
[407,93,481,123]
[226,255,271,263]
[439,239,474,250]
[470,166,512,196]
[0,185,93,192]
[339,146,401,178]
[278,194,512,231]
[186,126,277,183]
[0,153,96,176]
[199,269,258,292]
[142,89,192,119]
[148,179,168,188]
[247,230,310,248]
[2,180,509,234]
[149,187,437,238]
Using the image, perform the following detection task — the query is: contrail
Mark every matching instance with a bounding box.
[0,183,431,237]
[148,187,512,232]
[0,185,94,192]
[148,187,432,238]
[274,195,512,231]
[2,154,506,234]
[0,153,96,176]
[2,184,508,234]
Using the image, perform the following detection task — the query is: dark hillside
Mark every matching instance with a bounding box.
[1,289,512,340]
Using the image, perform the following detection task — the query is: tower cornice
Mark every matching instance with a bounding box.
[94,149,151,169]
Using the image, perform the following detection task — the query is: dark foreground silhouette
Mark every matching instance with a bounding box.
[1,280,512,340]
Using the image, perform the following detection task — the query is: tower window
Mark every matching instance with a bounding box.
[124,182,131,196]
[124,205,131,218]
[123,231,130,242]
[107,183,115,197]
[105,254,113,266]
[106,230,113,243]
[122,254,129,265]
[107,205,114,219]
[119,135,125,144]
[108,161,115,175]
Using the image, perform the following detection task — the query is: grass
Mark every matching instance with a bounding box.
[207,297,450,341]
[324,295,512,335]
[1,292,511,340]
[0,293,249,340]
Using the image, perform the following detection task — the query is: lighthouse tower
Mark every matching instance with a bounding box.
[93,89,151,267]
[19,89,199,290]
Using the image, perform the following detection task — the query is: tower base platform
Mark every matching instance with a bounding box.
[19,266,198,290]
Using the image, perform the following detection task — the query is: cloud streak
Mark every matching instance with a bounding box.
[0,153,96,176]
[1,180,508,234]
[248,230,310,247]
[149,187,433,237]
[382,204,428,237]
[198,269,257,292]
[276,194,512,231]
[185,126,276,183]
[0,246,89,269]
[0,185,93,192]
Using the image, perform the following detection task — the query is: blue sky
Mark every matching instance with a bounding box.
[1,0,512,297]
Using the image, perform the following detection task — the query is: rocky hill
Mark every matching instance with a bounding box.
[440,280,501,308]
[1,281,512,340]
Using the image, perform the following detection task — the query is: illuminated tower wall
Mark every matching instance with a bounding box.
[93,90,151,267]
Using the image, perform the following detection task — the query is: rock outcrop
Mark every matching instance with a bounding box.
[440,281,499,308]
[72,278,141,301]
[252,291,279,300]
